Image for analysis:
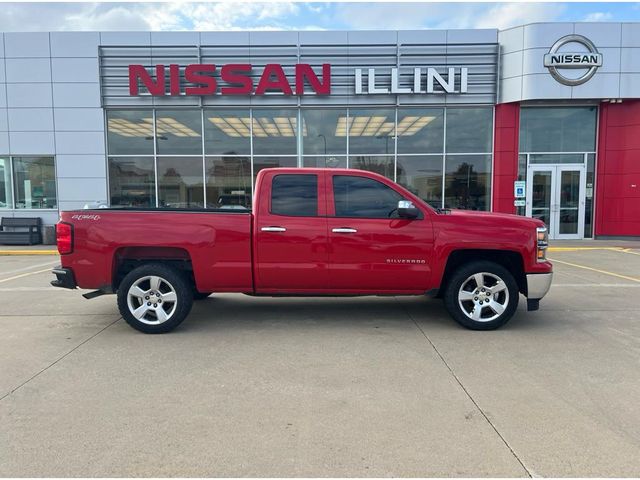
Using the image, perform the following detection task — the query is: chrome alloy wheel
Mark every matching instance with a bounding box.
[126,275,178,325]
[457,272,510,322]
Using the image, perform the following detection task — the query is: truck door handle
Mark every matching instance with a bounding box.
[332,228,358,233]
[261,226,287,232]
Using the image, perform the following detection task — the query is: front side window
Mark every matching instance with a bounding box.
[333,175,403,218]
[13,157,57,209]
[271,174,318,217]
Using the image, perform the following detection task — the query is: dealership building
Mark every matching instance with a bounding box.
[0,22,639,241]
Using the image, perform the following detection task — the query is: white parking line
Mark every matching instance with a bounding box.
[553,283,640,287]
[0,260,58,277]
[0,268,55,284]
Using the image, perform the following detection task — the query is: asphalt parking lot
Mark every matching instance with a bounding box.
[1,245,639,477]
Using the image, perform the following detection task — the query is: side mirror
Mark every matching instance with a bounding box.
[397,200,419,219]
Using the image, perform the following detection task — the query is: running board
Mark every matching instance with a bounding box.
[83,290,106,300]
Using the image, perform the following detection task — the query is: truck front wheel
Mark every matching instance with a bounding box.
[443,261,519,330]
[117,263,194,334]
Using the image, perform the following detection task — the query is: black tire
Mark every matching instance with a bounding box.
[193,291,213,300]
[443,260,519,330]
[117,263,193,334]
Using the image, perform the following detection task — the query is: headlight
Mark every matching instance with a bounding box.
[536,226,549,262]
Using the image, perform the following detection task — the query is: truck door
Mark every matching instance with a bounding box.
[326,172,433,292]
[255,172,329,292]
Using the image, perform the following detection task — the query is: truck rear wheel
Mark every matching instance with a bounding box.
[117,263,193,334]
[443,260,519,330]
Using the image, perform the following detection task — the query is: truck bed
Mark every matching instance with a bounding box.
[59,209,254,292]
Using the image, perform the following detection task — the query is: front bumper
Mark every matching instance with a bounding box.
[51,267,77,289]
[526,272,553,299]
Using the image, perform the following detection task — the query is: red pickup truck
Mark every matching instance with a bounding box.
[52,168,552,333]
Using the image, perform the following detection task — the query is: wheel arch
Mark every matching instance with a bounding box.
[112,246,194,292]
[437,249,527,297]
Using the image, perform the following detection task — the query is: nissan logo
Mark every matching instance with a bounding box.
[543,34,603,86]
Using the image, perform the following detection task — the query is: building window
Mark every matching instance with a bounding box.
[397,108,444,154]
[108,157,156,207]
[252,109,298,155]
[302,109,347,156]
[156,110,203,155]
[446,108,493,154]
[444,155,492,211]
[107,110,154,156]
[12,157,57,209]
[104,106,494,211]
[396,155,443,208]
[0,158,12,209]
[520,107,597,153]
[204,110,251,156]
[205,156,251,210]
[157,157,204,208]
[349,155,394,180]
[348,108,396,155]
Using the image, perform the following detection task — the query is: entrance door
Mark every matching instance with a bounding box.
[526,165,586,239]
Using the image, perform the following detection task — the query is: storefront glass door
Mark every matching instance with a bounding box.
[526,165,586,240]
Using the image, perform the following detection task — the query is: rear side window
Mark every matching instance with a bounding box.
[271,174,318,217]
[333,175,404,218]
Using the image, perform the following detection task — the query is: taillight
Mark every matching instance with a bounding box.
[536,226,549,262]
[56,222,73,255]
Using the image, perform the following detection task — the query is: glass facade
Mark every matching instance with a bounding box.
[0,157,57,210]
[519,106,598,237]
[106,107,493,210]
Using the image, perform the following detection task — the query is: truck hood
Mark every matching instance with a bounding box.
[441,208,545,228]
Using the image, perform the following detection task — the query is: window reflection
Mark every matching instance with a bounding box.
[205,156,252,210]
[157,157,204,208]
[333,175,404,219]
[155,110,202,155]
[446,108,493,154]
[205,110,251,155]
[349,156,394,180]
[444,155,491,211]
[12,157,57,209]
[252,109,298,155]
[397,108,444,154]
[303,156,347,168]
[107,110,154,156]
[108,157,156,207]
[253,156,297,182]
[0,158,12,209]
[348,109,396,154]
[397,156,443,208]
[302,109,347,155]
[520,107,597,153]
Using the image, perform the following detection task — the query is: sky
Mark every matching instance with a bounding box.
[0,2,639,32]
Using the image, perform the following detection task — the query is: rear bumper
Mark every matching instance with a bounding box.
[526,272,553,299]
[51,267,77,290]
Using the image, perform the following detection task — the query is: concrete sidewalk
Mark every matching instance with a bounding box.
[0,244,58,255]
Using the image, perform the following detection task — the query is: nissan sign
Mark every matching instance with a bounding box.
[544,34,603,86]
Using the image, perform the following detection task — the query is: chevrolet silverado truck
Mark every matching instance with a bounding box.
[51,168,552,333]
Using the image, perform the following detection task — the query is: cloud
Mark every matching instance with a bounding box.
[583,12,614,22]
[333,3,563,31]
[0,2,304,32]
[472,3,564,30]
[0,3,150,31]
